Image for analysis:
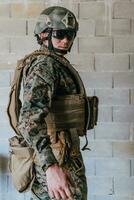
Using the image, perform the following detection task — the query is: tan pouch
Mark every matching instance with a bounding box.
[51,131,66,166]
[9,136,35,193]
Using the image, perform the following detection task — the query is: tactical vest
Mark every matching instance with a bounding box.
[7,49,98,140]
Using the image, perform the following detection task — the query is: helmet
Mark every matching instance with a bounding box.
[34,6,78,35]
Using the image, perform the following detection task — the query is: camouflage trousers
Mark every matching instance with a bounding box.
[31,153,87,200]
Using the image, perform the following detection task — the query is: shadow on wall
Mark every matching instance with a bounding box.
[0,154,9,173]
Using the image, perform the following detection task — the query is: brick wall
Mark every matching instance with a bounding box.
[0,0,134,200]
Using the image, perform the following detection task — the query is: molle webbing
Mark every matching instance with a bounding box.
[46,94,85,131]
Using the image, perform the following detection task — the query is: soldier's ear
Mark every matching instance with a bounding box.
[39,32,48,40]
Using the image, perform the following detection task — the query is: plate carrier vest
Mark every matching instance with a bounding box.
[7,49,98,150]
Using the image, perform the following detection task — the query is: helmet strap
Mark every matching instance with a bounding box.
[68,42,73,52]
[68,32,76,52]
[47,29,54,52]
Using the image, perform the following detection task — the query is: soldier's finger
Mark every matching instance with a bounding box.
[54,190,61,200]
[67,198,74,200]
[64,187,73,199]
[59,189,68,199]
[48,189,54,199]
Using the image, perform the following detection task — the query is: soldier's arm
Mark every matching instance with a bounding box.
[18,57,58,170]
[18,57,74,199]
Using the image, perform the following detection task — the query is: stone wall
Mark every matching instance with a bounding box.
[0,0,134,199]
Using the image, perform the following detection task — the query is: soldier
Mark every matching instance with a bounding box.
[17,6,88,200]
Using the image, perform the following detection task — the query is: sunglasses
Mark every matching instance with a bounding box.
[52,30,76,40]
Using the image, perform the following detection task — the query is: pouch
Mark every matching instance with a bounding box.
[9,136,35,192]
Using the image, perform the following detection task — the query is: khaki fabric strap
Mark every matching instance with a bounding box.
[7,60,24,135]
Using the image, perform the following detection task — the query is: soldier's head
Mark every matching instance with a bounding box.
[34,6,78,55]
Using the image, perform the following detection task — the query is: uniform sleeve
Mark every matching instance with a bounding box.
[17,57,58,170]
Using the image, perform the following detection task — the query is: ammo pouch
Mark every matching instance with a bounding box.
[86,96,99,130]
[9,136,35,193]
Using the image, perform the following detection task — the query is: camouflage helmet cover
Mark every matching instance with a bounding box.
[34,6,78,35]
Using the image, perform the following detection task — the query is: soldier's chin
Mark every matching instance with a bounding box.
[53,47,68,55]
[58,47,68,50]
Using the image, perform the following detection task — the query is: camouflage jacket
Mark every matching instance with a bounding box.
[18,46,80,171]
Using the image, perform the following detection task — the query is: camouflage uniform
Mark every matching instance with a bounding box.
[17,5,87,200]
[18,45,87,200]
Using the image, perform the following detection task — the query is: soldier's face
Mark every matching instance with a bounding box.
[40,30,75,52]
[51,29,75,51]
[51,36,73,51]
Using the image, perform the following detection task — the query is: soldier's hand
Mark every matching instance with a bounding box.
[46,163,74,200]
